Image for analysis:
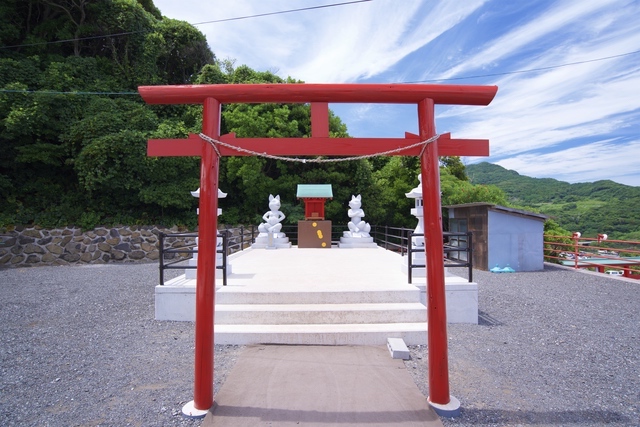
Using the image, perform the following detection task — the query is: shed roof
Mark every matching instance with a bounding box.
[445,202,547,221]
[296,184,333,198]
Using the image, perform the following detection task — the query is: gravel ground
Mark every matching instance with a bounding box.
[1,262,639,426]
[406,265,640,427]
[0,263,242,427]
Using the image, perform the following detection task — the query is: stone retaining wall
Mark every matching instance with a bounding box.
[0,225,197,268]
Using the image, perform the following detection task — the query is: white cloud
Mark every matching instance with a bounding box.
[440,3,640,163]
[437,0,625,78]
[154,0,488,82]
[151,0,640,187]
[450,67,640,158]
[492,138,640,186]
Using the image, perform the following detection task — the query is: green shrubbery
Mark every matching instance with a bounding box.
[1,1,518,232]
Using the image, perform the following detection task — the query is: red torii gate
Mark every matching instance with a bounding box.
[138,83,497,417]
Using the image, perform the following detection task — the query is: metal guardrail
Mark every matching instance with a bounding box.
[371,225,410,255]
[158,225,473,285]
[369,226,473,283]
[158,231,228,287]
[222,225,258,253]
[443,231,473,281]
[158,226,263,286]
[406,232,473,283]
[544,233,640,279]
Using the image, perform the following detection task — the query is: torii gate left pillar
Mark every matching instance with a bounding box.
[180,98,221,417]
[139,82,497,419]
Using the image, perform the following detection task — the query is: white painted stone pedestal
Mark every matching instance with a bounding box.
[338,234,377,248]
[429,395,461,418]
[252,232,292,249]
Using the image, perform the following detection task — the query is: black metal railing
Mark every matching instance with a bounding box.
[222,225,258,253]
[158,231,228,287]
[370,225,410,255]
[406,231,473,283]
[444,231,473,282]
[158,225,473,285]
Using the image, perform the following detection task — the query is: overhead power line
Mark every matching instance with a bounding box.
[0,0,373,50]
[190,0,373,26]
[0,89,139,96]
[1,48,638,96]
[409,49,640,83]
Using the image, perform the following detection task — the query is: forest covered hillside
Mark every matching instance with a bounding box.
[467,162,640,239]
[0,0,507,231]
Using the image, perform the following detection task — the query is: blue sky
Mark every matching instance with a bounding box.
[153,0,640,186]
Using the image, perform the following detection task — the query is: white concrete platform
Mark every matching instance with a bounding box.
[155,247,478,344]
[411,276,479,325]
[400,254,479,324]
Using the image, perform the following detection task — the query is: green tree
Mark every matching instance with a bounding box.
[143,18,214,85]
[440,156,468,181]
[0,0,215,228]
[543,219,572,264]
[440,168,508,206]
[371,157,420,228]
[187,61,373,227]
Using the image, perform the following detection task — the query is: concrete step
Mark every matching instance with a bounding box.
[214,302,427,325]
[213,322,429,345]
[155,248,477,346]
[215,288,420,305]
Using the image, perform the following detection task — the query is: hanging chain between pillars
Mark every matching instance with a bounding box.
[198,133,440,163]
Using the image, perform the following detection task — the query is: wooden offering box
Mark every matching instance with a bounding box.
[298,220,332,248]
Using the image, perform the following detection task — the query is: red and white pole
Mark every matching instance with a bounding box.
[573,232,581,269]
[183,97,221,418]
[418,98,460,416]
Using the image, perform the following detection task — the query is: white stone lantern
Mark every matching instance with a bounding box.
[405,174,425,248]
[186,188,228,279]
[402,174,427,278]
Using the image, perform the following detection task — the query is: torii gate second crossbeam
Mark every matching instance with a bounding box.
[138,83,498,418]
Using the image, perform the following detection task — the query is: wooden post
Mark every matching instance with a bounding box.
[186,97,221,417]
[418,98,455,412]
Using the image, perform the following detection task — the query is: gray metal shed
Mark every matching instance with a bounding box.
[446,203,547,272]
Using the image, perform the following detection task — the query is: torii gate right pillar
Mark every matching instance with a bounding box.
[419,98,460,416]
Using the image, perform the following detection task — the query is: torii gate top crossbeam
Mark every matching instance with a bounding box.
[138,83,497,106]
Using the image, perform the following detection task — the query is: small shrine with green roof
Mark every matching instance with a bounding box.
[296,184,333,248]
[296,184,333,220]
